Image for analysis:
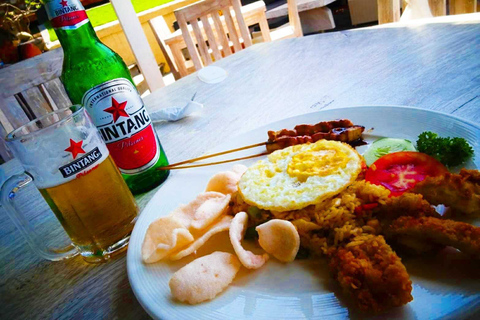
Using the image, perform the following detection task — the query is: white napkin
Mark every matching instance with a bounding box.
[150,100,203,122]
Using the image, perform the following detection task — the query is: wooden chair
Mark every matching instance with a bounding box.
[378,0,478,24]
[0,49,68,162]
[258,0,303,42]
[149,16,184,81]
[173,0,256,72]
[265,0,341,41]
[251,0,305,44]
[150,1,271,79]
[449,0,478,14]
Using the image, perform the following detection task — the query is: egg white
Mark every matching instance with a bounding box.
[238,140,363,211]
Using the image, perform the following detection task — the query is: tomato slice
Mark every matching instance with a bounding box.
[365,151,448,196]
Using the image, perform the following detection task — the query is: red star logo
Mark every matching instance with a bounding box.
[103,97,129,123]
[65,139,86,159]
[60,0,68,7]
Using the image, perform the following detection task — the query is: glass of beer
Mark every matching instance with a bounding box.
[1,106,139,263]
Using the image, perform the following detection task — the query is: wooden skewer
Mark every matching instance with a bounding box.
[159,141,267,169]
[158,120,365,171]
[158,152,269,170]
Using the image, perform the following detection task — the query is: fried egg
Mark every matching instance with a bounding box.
[238,140,363,211]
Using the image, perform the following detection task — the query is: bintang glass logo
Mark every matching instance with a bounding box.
[60,139,103,178]
[64,138,85,159]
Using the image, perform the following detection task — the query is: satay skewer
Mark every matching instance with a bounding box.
[158,142,268,170]
[158,152,269,170]
[158,119,366,170]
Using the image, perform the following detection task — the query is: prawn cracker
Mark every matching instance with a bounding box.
[256,219,300,262]
[169,215,233,260]
[230,211,269,269]
[142,216,194,263]
[169,251,241,304]
[171,192,231,231]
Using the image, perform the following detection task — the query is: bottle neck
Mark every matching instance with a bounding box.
[43,0,97,49]
[55,22,100,49]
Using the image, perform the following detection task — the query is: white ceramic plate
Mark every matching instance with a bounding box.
[127,106,480,320]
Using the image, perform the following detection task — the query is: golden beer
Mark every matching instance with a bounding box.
[4,107,141,262]
[39,155,138,262]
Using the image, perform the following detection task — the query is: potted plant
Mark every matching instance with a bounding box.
[0,0,43,64]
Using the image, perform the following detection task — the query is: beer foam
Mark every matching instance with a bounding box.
[21,124,109,189]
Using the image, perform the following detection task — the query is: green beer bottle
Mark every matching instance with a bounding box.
[42,0,169,194]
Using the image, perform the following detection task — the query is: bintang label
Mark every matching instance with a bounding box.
[60,146,102,178]
[44,0,89,30]
[82,78,160,174]
[60,138,107,180]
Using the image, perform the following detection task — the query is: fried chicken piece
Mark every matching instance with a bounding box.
[463,168,480,182]
[385,216,480,258]
[370,193,443,254]
[328,234,413,312]
[411,169,480,216]
[374,192,440,222]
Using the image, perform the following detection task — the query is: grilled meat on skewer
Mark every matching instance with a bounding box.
[267,119,365,153]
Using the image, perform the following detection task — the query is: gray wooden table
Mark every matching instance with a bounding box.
[2,13,480,319]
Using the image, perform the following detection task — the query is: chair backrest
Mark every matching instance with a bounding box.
[378,0,477,24]
[149,16,183,81]
[174,0,253,71]
[0,48,70,161]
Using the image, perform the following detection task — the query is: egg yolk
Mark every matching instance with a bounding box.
[287,148,349,182]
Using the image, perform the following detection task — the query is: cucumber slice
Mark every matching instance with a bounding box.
[363,138,416,166]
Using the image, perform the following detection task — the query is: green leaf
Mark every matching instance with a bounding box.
[416,131,474,167]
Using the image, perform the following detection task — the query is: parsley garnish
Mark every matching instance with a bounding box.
[416,131,474,167]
